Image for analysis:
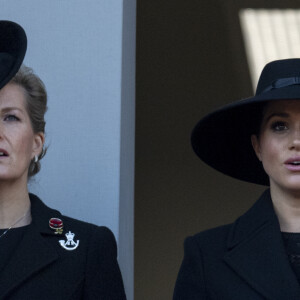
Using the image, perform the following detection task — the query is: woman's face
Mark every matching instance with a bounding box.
[0,83,44,183]
[252,100,300,194]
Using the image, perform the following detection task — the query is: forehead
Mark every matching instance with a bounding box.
[264,99,300,116]
[0,83,26,109]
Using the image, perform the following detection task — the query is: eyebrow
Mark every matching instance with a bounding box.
[265,112,289,123]
[0,107,24,114]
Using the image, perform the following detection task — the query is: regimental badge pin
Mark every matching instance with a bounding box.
[59,231,79,251]
[49,218,64,234]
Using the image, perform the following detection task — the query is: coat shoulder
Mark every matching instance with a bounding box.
[193,223,233,240]
[190,223,233,253]
[26,194,126,299]
[30,193,117,247]
[59,214,118,253]
[61,214,114,237]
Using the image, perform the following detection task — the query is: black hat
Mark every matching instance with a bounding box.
[191,58,300,186]
[0,21,27,90]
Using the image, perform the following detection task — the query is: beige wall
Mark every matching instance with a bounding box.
[135,0,298,299]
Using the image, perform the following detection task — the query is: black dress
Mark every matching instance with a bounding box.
[282,232,300,285]
[0,225,30,274]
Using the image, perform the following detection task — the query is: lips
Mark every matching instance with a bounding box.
[285,157,300,171]
[0,149,9,157]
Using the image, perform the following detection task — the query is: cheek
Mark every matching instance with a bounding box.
[259,137,281,164]
[15,131,35,157]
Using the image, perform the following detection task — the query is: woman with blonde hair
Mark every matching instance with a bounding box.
[0,21,126,299]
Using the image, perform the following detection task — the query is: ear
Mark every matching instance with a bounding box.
[32,132,45,158]
[251,134,262,161]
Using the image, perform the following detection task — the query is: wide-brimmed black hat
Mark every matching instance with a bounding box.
[0,20,27,90]
[191,58,300,186]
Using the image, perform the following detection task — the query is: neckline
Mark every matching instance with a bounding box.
[0,223,31,233]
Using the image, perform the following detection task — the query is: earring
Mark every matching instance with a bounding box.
[34,155,38,163]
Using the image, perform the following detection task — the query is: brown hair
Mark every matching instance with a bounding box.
[10,65,48,178]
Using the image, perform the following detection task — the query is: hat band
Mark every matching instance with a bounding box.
[262,76,300,93]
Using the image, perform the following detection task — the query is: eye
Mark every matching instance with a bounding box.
[271,121,288,132]
[4,114,20,122]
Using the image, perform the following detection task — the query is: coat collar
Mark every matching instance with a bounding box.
[224,189,300,300]
[30,193,63,235]
[226,189,277,249]
[0,193,61,298]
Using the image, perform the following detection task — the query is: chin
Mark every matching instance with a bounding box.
[281,180,300,194]
[0,171,27,182]
[270,175,300,194]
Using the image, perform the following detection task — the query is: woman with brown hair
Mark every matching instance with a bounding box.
[0,20,126,299]
[174,58,300,299]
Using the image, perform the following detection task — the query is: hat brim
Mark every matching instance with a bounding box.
[0,21,27,89]
[191,85,300,186]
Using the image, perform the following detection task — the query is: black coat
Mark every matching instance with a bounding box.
[0,194,126,300]
[173,189,300,300]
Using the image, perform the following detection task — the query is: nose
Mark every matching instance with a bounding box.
[0,123,4,139]
[290,129,300,150]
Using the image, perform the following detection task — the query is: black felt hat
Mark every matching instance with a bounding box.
[0,21,27,89]
[191,58,300,186]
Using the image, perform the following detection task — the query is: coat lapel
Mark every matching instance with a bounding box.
[224,190,300,300]
[0,194,62,298]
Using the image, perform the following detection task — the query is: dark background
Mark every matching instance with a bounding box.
[135,0,299,298]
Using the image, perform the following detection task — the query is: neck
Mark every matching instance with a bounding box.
[0,180,31,229]
[271,185,300,232]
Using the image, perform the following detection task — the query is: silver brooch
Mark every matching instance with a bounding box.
[59,231,79,251]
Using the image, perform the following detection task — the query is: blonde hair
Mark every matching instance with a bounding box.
[10,65,48,177]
